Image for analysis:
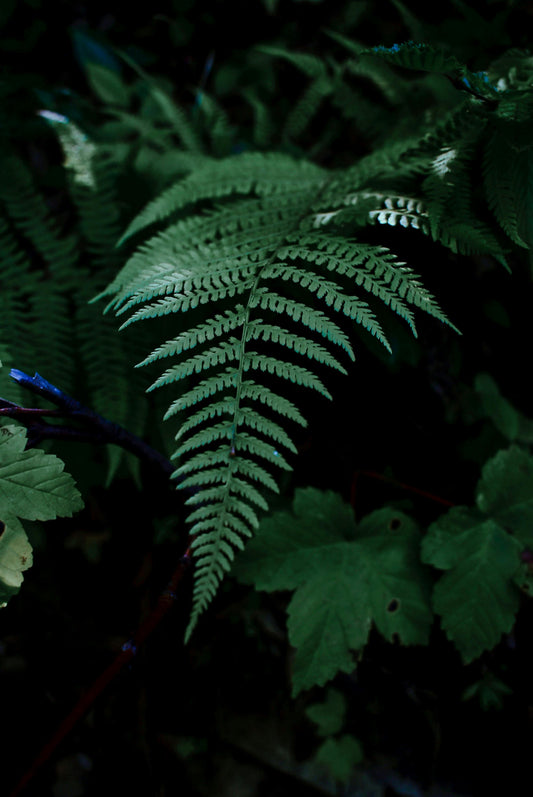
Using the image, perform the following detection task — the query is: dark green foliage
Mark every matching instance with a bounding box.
[1,0,532,703]
[0,423,82,605]
[97,38,533,637]
[1,5,533,795]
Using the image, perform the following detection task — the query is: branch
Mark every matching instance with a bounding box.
[8,550,193,797]
[1,369,174,478]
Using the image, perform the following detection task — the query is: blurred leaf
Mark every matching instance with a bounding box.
[84,63,130,108]
[315,734,364,784]
[463,670,513,711]
[306,688,346,737]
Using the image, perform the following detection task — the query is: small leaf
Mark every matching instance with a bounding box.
[306,689,346,737]
[85,63,130,107]
[315,734,363,784]
[0,516,32,606]
[475,373,533,444]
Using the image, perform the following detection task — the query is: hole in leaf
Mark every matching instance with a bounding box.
[387,598,400,613]
[389,517,401,531]
[522,582,530,592]
[0,520,5,537]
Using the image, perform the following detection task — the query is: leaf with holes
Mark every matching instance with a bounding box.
[0,516,32,605]
[234,488,433,694]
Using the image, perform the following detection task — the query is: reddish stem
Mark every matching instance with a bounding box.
[8,548,192,797]
[350,469,455,512]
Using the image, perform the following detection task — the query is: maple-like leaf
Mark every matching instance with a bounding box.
[422,507,522,662]
[476,445,533,546]
[234,488,433,694]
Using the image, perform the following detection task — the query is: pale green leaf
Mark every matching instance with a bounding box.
[0,516,32,605]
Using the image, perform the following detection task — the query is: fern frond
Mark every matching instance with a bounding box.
[245,323,347,373]
[107,148,455,639]
[120,153,326,241]
[138,309,246,365]
[366,42,461,74]
[484,125,532,249]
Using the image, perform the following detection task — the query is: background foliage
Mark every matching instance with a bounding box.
[1,1,533,795]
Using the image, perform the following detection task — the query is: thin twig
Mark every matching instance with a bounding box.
[8,550,192,797]
[3,369,175,477]
[350,469,455,512]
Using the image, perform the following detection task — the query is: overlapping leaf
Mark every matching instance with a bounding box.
[0,424,83,605]
[422,446,533,661]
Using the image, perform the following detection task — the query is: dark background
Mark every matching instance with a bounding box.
[1,2,533,795]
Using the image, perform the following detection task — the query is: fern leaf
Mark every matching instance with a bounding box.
[107,149,454,639]
[484,126,533,249]
[148,341,242,389]
[365,42,462,74]
[138,309,246,366]
[120,153,326,241]
[246,322,347,373]
[185,479,269,511]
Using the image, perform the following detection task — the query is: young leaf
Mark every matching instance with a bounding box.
[306,689,346,737]
[315,735,363,784]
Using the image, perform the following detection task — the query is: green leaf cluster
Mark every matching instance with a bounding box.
[0,425,83,605]
[422,446,533,662]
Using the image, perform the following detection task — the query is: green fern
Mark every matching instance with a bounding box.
[106,150,457,638]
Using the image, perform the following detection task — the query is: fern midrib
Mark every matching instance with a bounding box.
[228,177,332,454]
[189,177,332,632]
